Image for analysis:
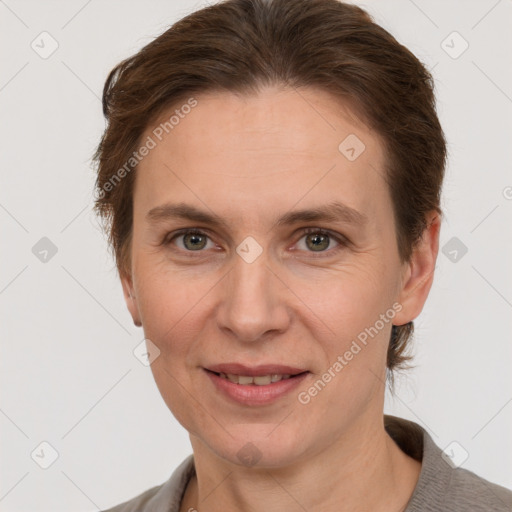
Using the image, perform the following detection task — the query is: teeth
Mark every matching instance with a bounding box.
[218,373,292,385]
[238,375,254,385]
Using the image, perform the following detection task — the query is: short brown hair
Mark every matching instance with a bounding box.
[93,0,447,376]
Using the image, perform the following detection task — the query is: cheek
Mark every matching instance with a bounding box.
[296,265,397,388]
[135,265,213,430]
[135,254,215,321]
[301,263,395,333]
[296,274,394,414]
[133,260,217,366]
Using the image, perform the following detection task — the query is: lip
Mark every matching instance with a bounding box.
[206,363,307,377]
[204,368,310,406]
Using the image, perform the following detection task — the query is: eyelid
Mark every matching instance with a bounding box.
[291,227,348,255]
[162,228,216,249]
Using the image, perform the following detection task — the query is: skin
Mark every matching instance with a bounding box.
[121,85,440,512]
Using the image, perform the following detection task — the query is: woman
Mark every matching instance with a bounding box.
[94,0,512,510]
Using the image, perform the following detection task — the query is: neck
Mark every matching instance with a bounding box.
[180,415,421,512]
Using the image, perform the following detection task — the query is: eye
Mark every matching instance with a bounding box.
[294,228,346,256]
[163,227,347,257]
[165,229,215,252]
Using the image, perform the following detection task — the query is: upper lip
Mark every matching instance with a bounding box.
[205,363,308,377]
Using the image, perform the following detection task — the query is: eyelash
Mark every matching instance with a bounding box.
[163,227,348,258]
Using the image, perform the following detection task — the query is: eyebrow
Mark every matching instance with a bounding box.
[145,201,368,229]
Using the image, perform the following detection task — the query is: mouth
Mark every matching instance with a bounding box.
[204,366,311,406]
[205,369,309,386]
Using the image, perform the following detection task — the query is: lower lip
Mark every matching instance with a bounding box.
[204,369,309,406]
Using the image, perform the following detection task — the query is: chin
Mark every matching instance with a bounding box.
[206,425,309,469]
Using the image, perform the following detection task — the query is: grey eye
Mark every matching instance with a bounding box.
[182,232,208,251]
[304,232,331,252]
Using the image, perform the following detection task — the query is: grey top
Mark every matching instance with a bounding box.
[102,415,512,511]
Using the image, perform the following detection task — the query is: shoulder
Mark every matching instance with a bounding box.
[443,465,512,511]
[101,484,164,512]
[101,454,195,512]
[384,415,512,512]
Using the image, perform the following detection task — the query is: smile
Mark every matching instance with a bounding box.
[216,372,296,385]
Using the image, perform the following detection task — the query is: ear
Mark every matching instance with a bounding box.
[393,211,440,326]
[120,270,142,327]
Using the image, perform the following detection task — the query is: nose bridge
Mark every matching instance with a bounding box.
[217,243,289,342]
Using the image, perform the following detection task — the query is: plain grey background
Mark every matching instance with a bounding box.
[1,0,511,510]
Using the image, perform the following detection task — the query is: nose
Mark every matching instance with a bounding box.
[215,245,291,343]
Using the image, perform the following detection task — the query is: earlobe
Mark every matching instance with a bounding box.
[393,212,441,326]
[121,272,142,327]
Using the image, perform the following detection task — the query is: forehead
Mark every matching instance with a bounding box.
[134,86,389,225]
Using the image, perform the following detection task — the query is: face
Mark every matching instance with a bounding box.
[122,85,438,468]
